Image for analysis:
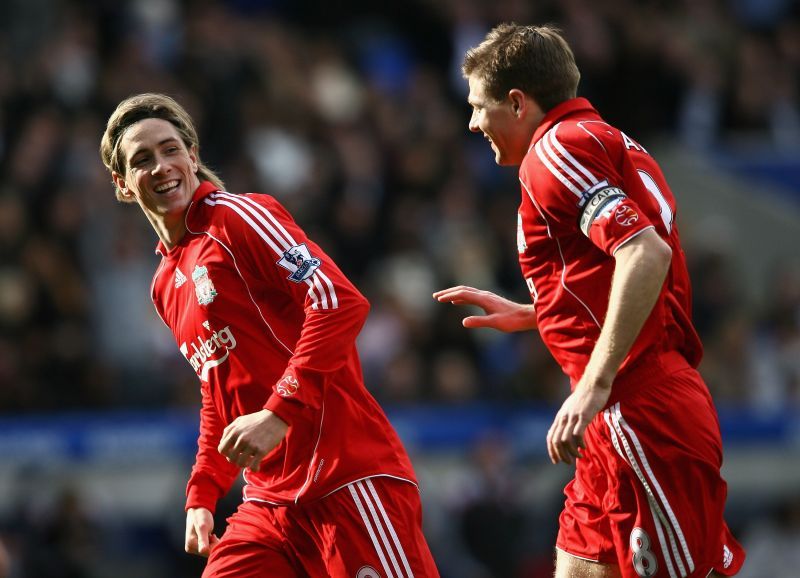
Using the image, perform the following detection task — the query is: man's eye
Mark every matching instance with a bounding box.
[165,146,178,154]
[133,157,149,167]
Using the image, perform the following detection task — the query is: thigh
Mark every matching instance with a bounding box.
[202,501,303,578]
[556,433,618,565]
[600,369,744,578]
[555,548,621,578]
[301,476,440,578]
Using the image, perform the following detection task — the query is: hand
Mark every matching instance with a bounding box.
[218,409,288,472]
[185,507,220,557]
[546,379,612,465]
[433,285,537,332]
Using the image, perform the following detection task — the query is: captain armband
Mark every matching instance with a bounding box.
[577,184,627,236]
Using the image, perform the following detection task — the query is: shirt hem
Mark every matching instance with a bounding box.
[241,473,418,507]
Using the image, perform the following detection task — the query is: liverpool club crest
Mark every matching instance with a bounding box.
[192,265,218,305]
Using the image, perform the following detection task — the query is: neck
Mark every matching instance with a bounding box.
[146,211,187,250]
[530,109,547,132]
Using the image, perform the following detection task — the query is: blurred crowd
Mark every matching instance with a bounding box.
[1,0,798,415]
[1,0,800,577]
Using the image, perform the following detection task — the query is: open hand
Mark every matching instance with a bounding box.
[433,285,537,332]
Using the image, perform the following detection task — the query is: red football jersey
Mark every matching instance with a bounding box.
[517,98,702,390]
[151,182,416,512]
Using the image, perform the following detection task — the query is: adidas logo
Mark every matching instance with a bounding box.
[175,267,188,288]
[723,544,733,568]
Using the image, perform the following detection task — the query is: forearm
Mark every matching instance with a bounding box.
[188,389,240,511]
[265,294,370,420]
[288,296,370,374]
[583,231,672,388]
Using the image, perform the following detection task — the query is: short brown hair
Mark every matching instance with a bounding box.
[100,93,224,202]
[462,23,580,112]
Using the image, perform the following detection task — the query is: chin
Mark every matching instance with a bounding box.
[492,147,510,166]
[496,151,523,167]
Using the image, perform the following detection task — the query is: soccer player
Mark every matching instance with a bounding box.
[100,93,439,578]
[434,24,745,578]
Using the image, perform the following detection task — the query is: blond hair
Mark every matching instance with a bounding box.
[100,93,224,202]
[462,23,580,112]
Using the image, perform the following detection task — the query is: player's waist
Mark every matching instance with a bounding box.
[607,350,693,405]
[621,349,690,379]
[243,467,417,505]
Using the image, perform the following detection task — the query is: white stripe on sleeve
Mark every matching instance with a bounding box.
[547,126,599,186]
[207,193,334,309]
[534,123,602,198]
[205,197,285,255]
[218,193,339,310]
[315,270,338,309]
[542,130,592,191]
[535,140,582,196]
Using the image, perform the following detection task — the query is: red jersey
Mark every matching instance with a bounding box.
[151,182,416,512]
[517,98,702,390]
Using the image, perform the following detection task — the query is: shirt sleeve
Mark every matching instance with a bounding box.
[212,192,370,425]
[522,123,654,255]
[185,380,241,512]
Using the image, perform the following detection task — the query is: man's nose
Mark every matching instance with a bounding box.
[152,155,168,174]
[468,112,480,132]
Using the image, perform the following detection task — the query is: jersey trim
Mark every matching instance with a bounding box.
[295,395,326,503]
[555,546,601,564]
[611,225,656,256]
[520,177,552,239]
[240,474,418,506]
[576,120,611,153]
[322,474,418,501]
[521,178,601,328]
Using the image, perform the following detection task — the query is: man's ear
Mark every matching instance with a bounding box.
[508,89,526,118]
[189,146,199,173]
[112,172,133,199]
[509,88,545,127]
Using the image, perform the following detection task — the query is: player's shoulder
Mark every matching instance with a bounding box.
[183,192,269,247]
[526,118,619,172]
[548,118,617,152]
[521,116,624,201]
[200,190,287,226]
[205,190,280,210]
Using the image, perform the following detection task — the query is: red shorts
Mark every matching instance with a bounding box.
[202,475,440,578]
[556,353,745,577]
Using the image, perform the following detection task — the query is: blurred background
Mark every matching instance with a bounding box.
[0,0,799,576]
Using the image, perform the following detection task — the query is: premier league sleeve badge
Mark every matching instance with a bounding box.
[278,243,322,283]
